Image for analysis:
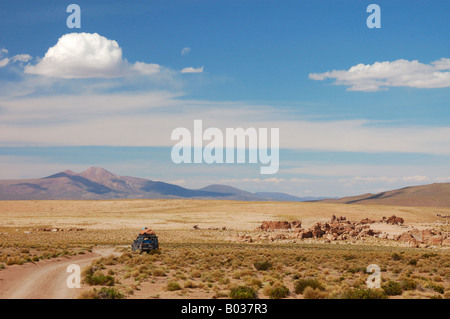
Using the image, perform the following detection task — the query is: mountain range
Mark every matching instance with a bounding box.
[2,167,449,207]
[319,183,450,208]
[0,167,318,201]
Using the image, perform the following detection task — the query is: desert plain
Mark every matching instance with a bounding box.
[0,199,449,299]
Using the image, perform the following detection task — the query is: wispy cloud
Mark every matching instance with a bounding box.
[11,54,32,63]
[309,58,450,91]
[2,92,450,157]
[0,48,31,68]
[181,47,191,56]
[283,163,450,179]
[0,48,9,68]
[0,58,9,68]
[180,66,204,74]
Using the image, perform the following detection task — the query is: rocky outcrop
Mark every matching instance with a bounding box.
[381,215,404,225]
[244,215,449,247]
[396,229,449,247]
[259,221,292,231]
[295,218,380,241]
[291,220,302,228]
[258,216,383,241]
[36,228,84,232]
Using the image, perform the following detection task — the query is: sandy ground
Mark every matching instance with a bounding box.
[0,199,448,299]
[0,247,120,299]
[0,199,447,231]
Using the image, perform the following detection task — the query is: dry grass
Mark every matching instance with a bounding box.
[78,242,450,299]
[0,199,444,232]
[0,199,448,299]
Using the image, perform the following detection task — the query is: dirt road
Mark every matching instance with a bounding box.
[0,247,120,299]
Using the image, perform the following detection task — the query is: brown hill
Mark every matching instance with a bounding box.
[0,167,305,201]
[320,183,450,208]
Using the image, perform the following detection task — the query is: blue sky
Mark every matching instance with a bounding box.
[1,0,450,197]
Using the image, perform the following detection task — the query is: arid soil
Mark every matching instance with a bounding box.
[0,200,449,299]
[0,247,120,299]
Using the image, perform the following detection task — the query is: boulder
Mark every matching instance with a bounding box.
[298,230,313,239]
[259,221,291,231]
[396,229,449,246]
[291,220,302,228]
[385,215,404,225]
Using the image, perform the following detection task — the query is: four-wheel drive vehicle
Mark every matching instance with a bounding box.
[131,233,159,253]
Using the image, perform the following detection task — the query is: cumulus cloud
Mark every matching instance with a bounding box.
[309,58,450,91]
[180,66,204,74]
[24,33,162,79]
[181,47,191,56]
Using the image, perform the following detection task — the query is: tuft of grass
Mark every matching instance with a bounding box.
[183,280,197,289]
[408,258,418,266]
[79,287,123,299]
[83,266,115,286]
[167,281,182,291]
[401,279,417,291]
[152,268,166,277]
[6,256,24,266]
[267,283,289,299]
[268,286,289,299]
[426,283,444,294]
[294,278,325,294]
[421,253,437,259]
[303,286,328,299]
[341,288,388,299]
[229,286,258,299]
[253,260,272,271]
[382,281,403,296]
[391,253,403,261]
[84,273,115,286]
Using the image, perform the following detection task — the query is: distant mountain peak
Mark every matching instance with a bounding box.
[79,167,118,181]
[0,167,306,202]
[82,166,114,174]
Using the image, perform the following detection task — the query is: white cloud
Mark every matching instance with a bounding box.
[283,163,450,182]
[2,88,450,159]
[132,61,161,75]
[402,175,429,182]
[24,33,162,79]
[0,49,33,68]
[349,176,400,184]
[11,54,32,63]
[0,58,9,68]
[2,92,450,157]
[168,179,187,185]
[181,47,191,56]
[181,66,204,73]
[0,48,9,68]
[309,58,450,91]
